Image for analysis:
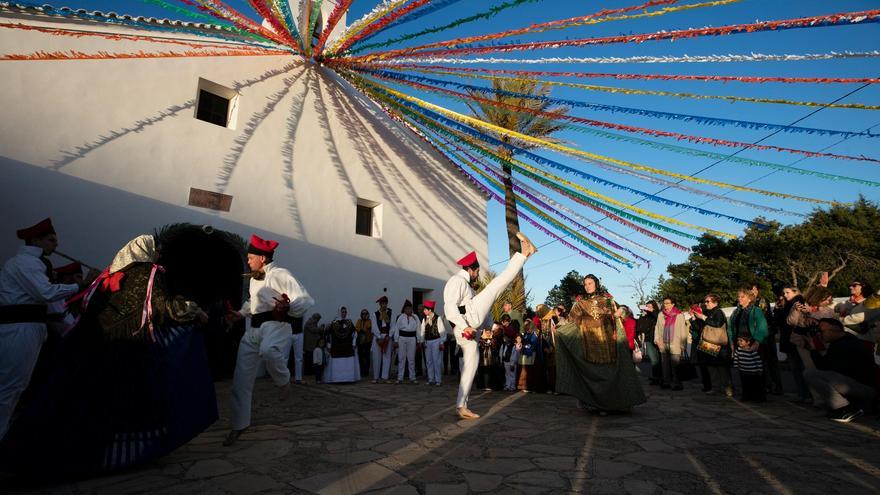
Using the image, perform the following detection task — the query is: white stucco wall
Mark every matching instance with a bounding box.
[0,12,488,318]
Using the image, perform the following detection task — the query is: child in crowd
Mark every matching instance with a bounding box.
[313,338,326,384]
[500,333,519,391]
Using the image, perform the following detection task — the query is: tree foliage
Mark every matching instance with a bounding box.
[545,270,584,308]
[654,198,880,307]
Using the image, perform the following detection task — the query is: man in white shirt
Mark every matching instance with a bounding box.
[392,300,421,384]
[420,300,448,386]
[444,232,537,420]
[0,218,94,439]
[224,234,314,446]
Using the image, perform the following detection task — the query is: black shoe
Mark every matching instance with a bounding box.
[660,383,671,389]
[701,386,712,393]
[648,378,660,386]
[223,429,245,446]
[829,407,864,423]
[672,384,684,391]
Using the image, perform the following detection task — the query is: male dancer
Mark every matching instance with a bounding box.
[444,232,536,419]
[224,235,313,446]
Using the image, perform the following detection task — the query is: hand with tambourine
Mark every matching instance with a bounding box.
[461,327,476,340]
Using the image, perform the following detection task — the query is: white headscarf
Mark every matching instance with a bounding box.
[109,235,157,273]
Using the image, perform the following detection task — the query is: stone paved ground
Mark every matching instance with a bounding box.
[4,369,880,495]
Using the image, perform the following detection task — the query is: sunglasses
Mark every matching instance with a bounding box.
[703,300,712,303]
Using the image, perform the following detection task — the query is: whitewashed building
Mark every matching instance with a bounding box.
[0,2,489,318]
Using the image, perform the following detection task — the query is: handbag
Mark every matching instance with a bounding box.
[632,341,643,363]
[701,323,728,346]
[697,340,721,357]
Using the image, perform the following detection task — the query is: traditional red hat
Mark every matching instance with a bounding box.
[16,218,55,240]
[247,234,279,257]
[423,299,436,310]
[456,251,478,268]
[55,262,82,276]
[376,295,388,304]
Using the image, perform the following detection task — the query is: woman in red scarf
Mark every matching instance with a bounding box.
[654,297,688,390]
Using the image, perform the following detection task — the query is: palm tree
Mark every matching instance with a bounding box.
[465,77,569,310]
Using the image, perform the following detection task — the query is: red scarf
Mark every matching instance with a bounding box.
[662,307,681,343]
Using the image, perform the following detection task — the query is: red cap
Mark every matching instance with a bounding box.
[16,218,55,240]
[55,262,82,276]
[248,234,279,256]
[376,295,388,304]
[423,299,436,310]
[456,251,478,267]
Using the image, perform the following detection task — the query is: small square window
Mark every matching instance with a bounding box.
[196,90,229,127]
[356,198,382,238]
[194,78,239,130]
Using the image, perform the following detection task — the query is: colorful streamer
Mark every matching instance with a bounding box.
[367,64,880,85]
[337,63,880,164]
[349,71,783,227]
[392,68,880,110]
[333,0,434,56]
[344,69,701,248]
[354,9,880,61]
[247,0,298,49]
[352,72,840,207]
[363,69,880,138]
[189,0,293,47]
[350,0,466,48]
[141,0,227,23]
[376,51,880,65]
[314,0,355,56]
[328,0,410,54]
[360,0,742,58]
[0,48,288,61]
[305,0,324,54]
[0,21,279,52]
[347,0,538,55]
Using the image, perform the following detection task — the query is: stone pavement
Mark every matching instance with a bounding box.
[4,371,880,495]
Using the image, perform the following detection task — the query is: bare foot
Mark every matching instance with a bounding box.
[516,232,537,258]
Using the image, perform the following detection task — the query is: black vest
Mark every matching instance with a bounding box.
[424,314,441,341]
[376,309,392,334]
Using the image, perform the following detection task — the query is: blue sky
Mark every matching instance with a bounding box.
[50,1,880,307]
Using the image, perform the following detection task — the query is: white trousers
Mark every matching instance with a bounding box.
[229,321,292,431]
[372,338,393,380]
[397,336,417,381]
[424,339,443,384]
[455,252,527,409]
[0,323,46,440]
[290,332,304,381]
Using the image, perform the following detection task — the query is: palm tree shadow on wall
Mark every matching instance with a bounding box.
[280,68,316,239]
[50,63,298,171]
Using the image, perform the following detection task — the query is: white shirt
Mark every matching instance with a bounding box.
[240,262,314,317]
[392,313,421,342]
[419,312,449,341]
[0,246,78,306]
[443,269,474,330]
[312,347,324,365]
